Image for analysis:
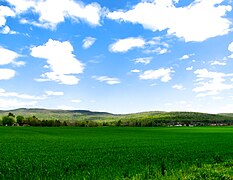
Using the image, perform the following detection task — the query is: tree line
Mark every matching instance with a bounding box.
[0,112,233,127]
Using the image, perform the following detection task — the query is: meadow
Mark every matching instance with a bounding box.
[0,126,232,179]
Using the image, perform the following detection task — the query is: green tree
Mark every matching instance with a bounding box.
[54,120,62,127]
[8,112,15,117]
[63,121,68,126]
[2,116,15,126]
[16,115,24,126]
[116,120,122,126]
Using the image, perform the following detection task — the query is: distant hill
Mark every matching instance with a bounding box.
[0,108,114,121]
[0,108,233,124]
[219,113,233,117]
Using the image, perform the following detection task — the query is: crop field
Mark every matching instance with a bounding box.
[0,127,232,179]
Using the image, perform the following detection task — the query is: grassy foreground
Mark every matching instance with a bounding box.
[0,127,232,179]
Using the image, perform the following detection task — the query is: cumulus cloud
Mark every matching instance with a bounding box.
[107,0,232,42]
[6,0,102,29]
[0,69,16,80]
[193,68,233,97]
[109,37,145,53]
[92,76,121,85]
[31,39,84,85]
[186,66,193,71]
[179,53,195,60]
[0,47,22,80]
[139,68,174,82]
[133,57,152,64]
[0,47,20,65]
[172,84,186,90]
[82,37,96,49]
[0,5,15,27]
[109,36,170,54]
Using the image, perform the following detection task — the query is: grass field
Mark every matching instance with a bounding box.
[0,127,232,179]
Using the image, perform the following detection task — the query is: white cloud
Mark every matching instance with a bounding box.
[7,0,102,29]
[0,88,66,102]
[193,68,233,97]
[92,76,121,85]
[0,69,16,80]
[0,88,5,93]
[0,47,23,80]
[12,61,26,67]
[172,84,185,90]
[5,0,35,13]
[0,47,19,65]
[131,69,141,73]
[139,68,174,82]
[0,98,37,109]
[0,25,17,34]
[71,99,82,103]
[31,39,84,85]
[228,42,233,51]
[179,53,194,60]
[45,91,64,96]
[186,66,193,71]
[143,37,169,54]
[228,42,233,58]
[109,36,169,54]
[0,88,45,100]
[151,47,168,55]
[82,37,96,49]
[107,0,232,42]
[109,37,145,53]
[0,5,15,27]
[35,72,80,85]
[133,57,152,64]
[228,55,233,59]
[210,60,226,66]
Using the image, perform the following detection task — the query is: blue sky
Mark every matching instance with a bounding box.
[0,0,233,114]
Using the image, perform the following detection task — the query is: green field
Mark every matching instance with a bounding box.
[0,127,232,179]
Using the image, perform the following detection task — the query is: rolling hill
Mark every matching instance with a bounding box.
[0,108,233,126]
